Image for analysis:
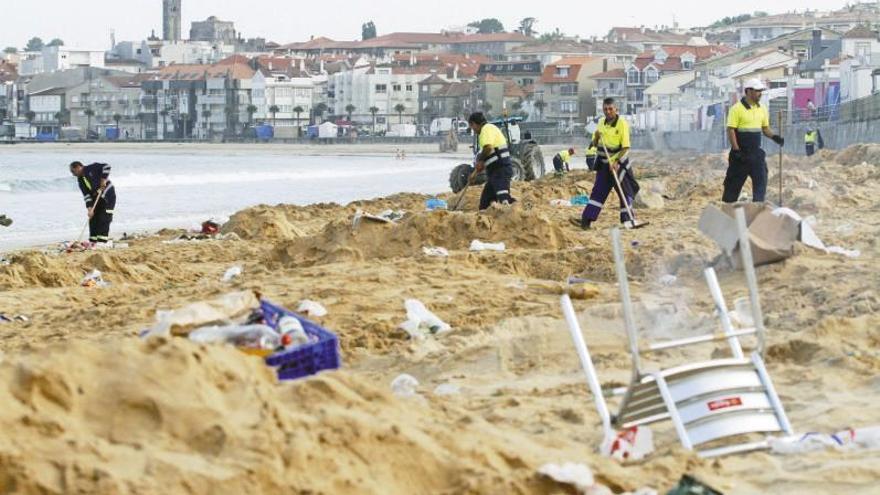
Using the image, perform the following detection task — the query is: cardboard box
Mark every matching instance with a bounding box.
[699,203,800,267]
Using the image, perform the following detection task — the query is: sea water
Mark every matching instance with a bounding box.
[0,147,455,250]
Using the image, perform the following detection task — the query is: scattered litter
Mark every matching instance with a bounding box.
[730,297,755,326]
[142,291,260,338]
[378,209,406,222]
[162,232,239,244]
[537,462,594,493]
[631,240,640,248]
[278,315,312,348]
[470,240,505,252]
[422,246,450,257]
[297,300,328,318]
[666,475,722,495]
[772,207,860,258]
[201,219,221,235]
[425,198,448,211]
[550,199,573,207]
[80,269,108,288]
[222,265,243,282]
[399,299,451,339]
[0,314,29,323]
[189,323,281,353]
[600,426,654,462]
[770,426,880,454]
[433,383,461,396]
[391,374,420,397]
[570,195,590,206]
[659,274,677,286]
[0,257,9,266]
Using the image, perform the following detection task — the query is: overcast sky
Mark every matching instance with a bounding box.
[0,0,853,49]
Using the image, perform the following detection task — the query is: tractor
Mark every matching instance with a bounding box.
[448,117,546,193]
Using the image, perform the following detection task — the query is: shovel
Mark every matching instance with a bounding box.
[451,170,476,211]
[75,187,106,244]
[598,134,648,229]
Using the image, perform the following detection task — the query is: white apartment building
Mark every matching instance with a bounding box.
[251,71,314,138]
[19,47,105,76]
[329,65,424,126]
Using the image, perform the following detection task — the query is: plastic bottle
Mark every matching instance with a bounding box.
[425,198,448,211]
[188,324,280,350]
[278,315,310,348]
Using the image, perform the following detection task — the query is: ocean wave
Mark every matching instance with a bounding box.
[0,178,77,193]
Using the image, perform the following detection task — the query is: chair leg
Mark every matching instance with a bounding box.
[653,373,694,451]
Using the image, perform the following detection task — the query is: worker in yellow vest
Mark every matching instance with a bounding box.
[585,143,598,171]
[553,148,575,175]
[805,128,818,157]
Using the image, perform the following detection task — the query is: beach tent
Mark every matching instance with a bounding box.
[318,122,338,139]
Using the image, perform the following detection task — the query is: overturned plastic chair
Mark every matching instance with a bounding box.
[561,208,794,458]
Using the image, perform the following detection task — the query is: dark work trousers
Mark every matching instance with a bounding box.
[89,187,116,243]
[722,148,767,203]
[479,164,515,210]
[805,143,815,156]
[581,157,639,224]
[553,155,564,172]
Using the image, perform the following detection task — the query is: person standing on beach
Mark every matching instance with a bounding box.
[723,79,784,203]
[571,98,639,230]
[70,161,116,243]
[468,112,516,210]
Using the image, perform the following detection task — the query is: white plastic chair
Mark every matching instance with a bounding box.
[562,207,794,458]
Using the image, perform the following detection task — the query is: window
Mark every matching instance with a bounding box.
[627,69,640,85]
[406,84,413,92]
[393,84,402,92]
[560,83,578,96]
[683,61,693,70]
[375,84,387,94]
[559,100,578,113]
[646,70,659,84]
[555,66,570,78]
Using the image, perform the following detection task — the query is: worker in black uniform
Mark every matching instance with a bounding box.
[70,161,116,243]
[467,112,516,210]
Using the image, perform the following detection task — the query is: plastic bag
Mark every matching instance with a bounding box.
[222,265,243,282]
[81,269,108,288]
[142,291,260,338]
[297,300,328,317]
[188,323,280,351]
[537,463,594,492]
[422,246,450,257]
[391,374,419,397]
[425,198,448,211]
[600,426,654,461]
[399,299,451,339]
[470,240,505,252]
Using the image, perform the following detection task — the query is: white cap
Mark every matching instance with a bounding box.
[744,78,767,91]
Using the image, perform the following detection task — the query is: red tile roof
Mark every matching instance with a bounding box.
[539,57,599,83]
[590,68,626,79]
[503,80,527,98]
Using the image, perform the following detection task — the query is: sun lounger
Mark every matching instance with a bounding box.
[562,208,794,458]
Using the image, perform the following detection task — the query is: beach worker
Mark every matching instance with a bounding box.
[0,214,11,227]
[723,78,784,203]
[571,98,639,230]
[70,161,116,243]
[467,112,516,210]
[585,142,598,171]
[805,128,818,157]
[553,148,575,175]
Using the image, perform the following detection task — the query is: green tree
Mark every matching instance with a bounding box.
[345,104,356,122]
[24,111,36,123]
[201,109,212,139]
[518,17,537,37]
[3,47,17,54]
[159,108,170,138]
[25,37,44,51]
[137,112,148,139]
[539,28,565,42]
[468,18,505,34]
[394,103,406,124]
[313,102,328,123]
[47,38,64,47]
[224,106,237,137]
[534,100,547,119]
[293,105,304,128]
[84,108,95,136]
[54,109,70,126]
[369,106,380,133]
[180,113,189,139]
[113,113,122,129]
[269,104,280,128]
[361,21,377,40]
[246,104,257,125]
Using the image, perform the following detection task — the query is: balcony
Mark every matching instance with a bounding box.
[199,95,227,105]
[594,88,624,97]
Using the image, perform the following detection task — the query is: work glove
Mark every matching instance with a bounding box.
[771,135,784,146]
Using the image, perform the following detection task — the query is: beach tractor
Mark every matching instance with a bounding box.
[448,117,546,193]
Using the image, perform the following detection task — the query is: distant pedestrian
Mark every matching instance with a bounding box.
[70,161,116,243]
[805,128,818,157]
[723,79,785,203]
[806,99,816,118]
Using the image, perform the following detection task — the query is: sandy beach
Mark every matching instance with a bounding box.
[0,144,878,494]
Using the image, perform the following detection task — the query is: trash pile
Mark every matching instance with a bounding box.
[142,291,340,381]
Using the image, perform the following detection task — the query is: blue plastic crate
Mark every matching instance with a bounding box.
[260,300,341,381]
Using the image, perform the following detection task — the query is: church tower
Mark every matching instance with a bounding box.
[163,0,182,42]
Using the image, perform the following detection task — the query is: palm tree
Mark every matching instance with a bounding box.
[224,105,236,138]
[159,108,170,139]
[534,100,547,120]
[137,112,148,140]
[113,113,122,130]
[246,104,258,126]
[293,105,304,137]
[54,109,71,126]
[394,103,406,124]
[345,104,356,122]
[369,106,380,134]
[25,111,36,123]
[313,103,328,124]
[180,113,189,139]
[201,109,212,139]
[84,108,95,137]
[269,104,280,128]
